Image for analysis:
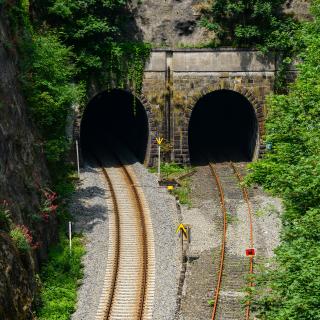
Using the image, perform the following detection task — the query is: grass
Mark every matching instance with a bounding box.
[35,166,85,320]
[36,231,85,320]
[150,163,194,207]
[173,178,192,208]
[226,212,239,224]
[255,203,279,217]
[149,162,193,180]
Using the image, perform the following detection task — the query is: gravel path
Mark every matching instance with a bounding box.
[70,153,180,320]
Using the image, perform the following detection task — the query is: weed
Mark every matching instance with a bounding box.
[0,201,12,231]
[173,179,192,208]
[226,212,238,224]
[207,299,214,306]
[10,225,34,252]
[36,232,85,320]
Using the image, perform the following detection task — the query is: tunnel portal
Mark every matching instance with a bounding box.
[188,90,258,164]
[80,89,149,163]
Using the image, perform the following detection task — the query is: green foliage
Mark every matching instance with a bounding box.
[32,0,151,92]
[246,1,320,318]
[150,162,193,179]
[173,179,192,208]
[20,32,84,166]
[36,232,85,320]
[10,226,31,252]
[201,0,299,51]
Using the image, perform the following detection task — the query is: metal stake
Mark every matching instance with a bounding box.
[69,221,72,254]
[76,140,80,179]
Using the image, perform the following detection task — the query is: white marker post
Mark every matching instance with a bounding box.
[155,137,163,181]
[69,221,72,255]
[76,140,80,179]
[158,144,161,181]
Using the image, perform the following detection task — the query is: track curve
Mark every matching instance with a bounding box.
[95,154,155,320]
[209,162,255,320]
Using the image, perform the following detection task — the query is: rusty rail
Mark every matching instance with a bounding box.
[208,162,228,320]
[231,162,254,320]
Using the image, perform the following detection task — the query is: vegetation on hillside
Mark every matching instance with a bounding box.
[246,1,320,318]
[36,232,85,320]
[201,0,299,51]
[201,0,300,91]
[2,0,150,318]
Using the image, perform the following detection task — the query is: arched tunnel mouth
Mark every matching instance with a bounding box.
[80,89,149,163]
[188,90,258,165]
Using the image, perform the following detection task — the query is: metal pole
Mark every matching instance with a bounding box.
[69,221,72,254]
[76,140,80,179]
[158,144,161,181]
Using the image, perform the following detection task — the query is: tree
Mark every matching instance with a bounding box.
[202,0,298,51]
[246,1,320,318]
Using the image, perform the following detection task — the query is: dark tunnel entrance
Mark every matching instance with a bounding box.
[188,90,258,164]
[80,89,149,163]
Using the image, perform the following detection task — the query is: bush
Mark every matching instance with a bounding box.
[36,233,85,320]
[10,225,32,252]
[246,1,320,318]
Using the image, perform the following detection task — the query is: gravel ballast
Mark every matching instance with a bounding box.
[71,155,180,320]
[70,163,110,320]
[130,160,181,320]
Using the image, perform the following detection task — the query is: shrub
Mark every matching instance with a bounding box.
[10,225,33,252]
[36,233,85,320]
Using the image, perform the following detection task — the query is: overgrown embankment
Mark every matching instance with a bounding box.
[0,0,150,318]
[246,1,320,318]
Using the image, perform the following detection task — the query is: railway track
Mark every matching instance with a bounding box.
[209,162,254,320]
[95,153,155,320]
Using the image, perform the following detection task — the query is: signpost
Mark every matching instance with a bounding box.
[155,137,163,181]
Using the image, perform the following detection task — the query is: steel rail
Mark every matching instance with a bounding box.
[95,153,149,320]
[100,165,120,320]
[230,162,255,320]
[208,162,228,320]
[120,162,149,320]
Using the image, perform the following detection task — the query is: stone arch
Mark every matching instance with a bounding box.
[78,88,155,164]
[186,85,262,162]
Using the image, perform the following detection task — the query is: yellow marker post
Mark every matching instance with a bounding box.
[176,223,188,238]
[155,137,163,181]
[167,185,174,191]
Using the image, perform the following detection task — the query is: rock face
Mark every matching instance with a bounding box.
[0,232,34,320]
[129,0,311,47]
[129,0,214,47]
[284,0,311,20]
[0,5,57,319]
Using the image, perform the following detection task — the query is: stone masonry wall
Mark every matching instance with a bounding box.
[142,49,277,165]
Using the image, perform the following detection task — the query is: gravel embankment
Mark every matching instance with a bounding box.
[71,155,180,320]
[70,163,110,320]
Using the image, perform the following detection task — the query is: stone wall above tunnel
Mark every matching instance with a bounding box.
[142,49,280,165]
